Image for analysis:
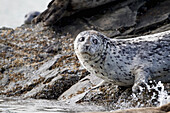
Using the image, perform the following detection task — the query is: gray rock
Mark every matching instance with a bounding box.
[58,74,103,103]
[0,74,9,87]
[32,0,118,25]
[134,0,170,33]
[87,6,136,37]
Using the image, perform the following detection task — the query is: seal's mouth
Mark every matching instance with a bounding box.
[81,52,92,56]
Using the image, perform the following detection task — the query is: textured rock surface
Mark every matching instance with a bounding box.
[0,0,170,112]
[32,0,118,25]
[0,24,86,99]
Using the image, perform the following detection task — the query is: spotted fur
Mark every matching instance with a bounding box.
[74,30,170,92]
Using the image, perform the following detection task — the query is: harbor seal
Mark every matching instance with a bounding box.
[32,0,117,25]
[74,30,170,92]
[24,11,40,24]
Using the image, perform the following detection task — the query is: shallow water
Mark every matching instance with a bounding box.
[0,97,105,113]
[0,82,169,113]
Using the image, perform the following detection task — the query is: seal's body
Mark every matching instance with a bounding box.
[74,30,170,92]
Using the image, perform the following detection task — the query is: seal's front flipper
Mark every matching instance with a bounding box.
[132,66,151,93]
[32,0,69,26]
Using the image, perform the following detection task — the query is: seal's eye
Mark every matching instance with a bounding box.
[79,37,85,42]
[92,39,98,44]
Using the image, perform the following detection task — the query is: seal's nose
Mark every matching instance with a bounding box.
[85,45,89,49]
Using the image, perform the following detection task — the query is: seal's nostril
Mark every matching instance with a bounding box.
[86,46,89,49]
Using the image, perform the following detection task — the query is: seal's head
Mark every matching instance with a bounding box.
[24,11,40,24]
[74,30,105,61]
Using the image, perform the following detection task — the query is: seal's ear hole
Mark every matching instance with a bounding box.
[92,39,98,44]
[25,15,27,18]
[79,37,85,42]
